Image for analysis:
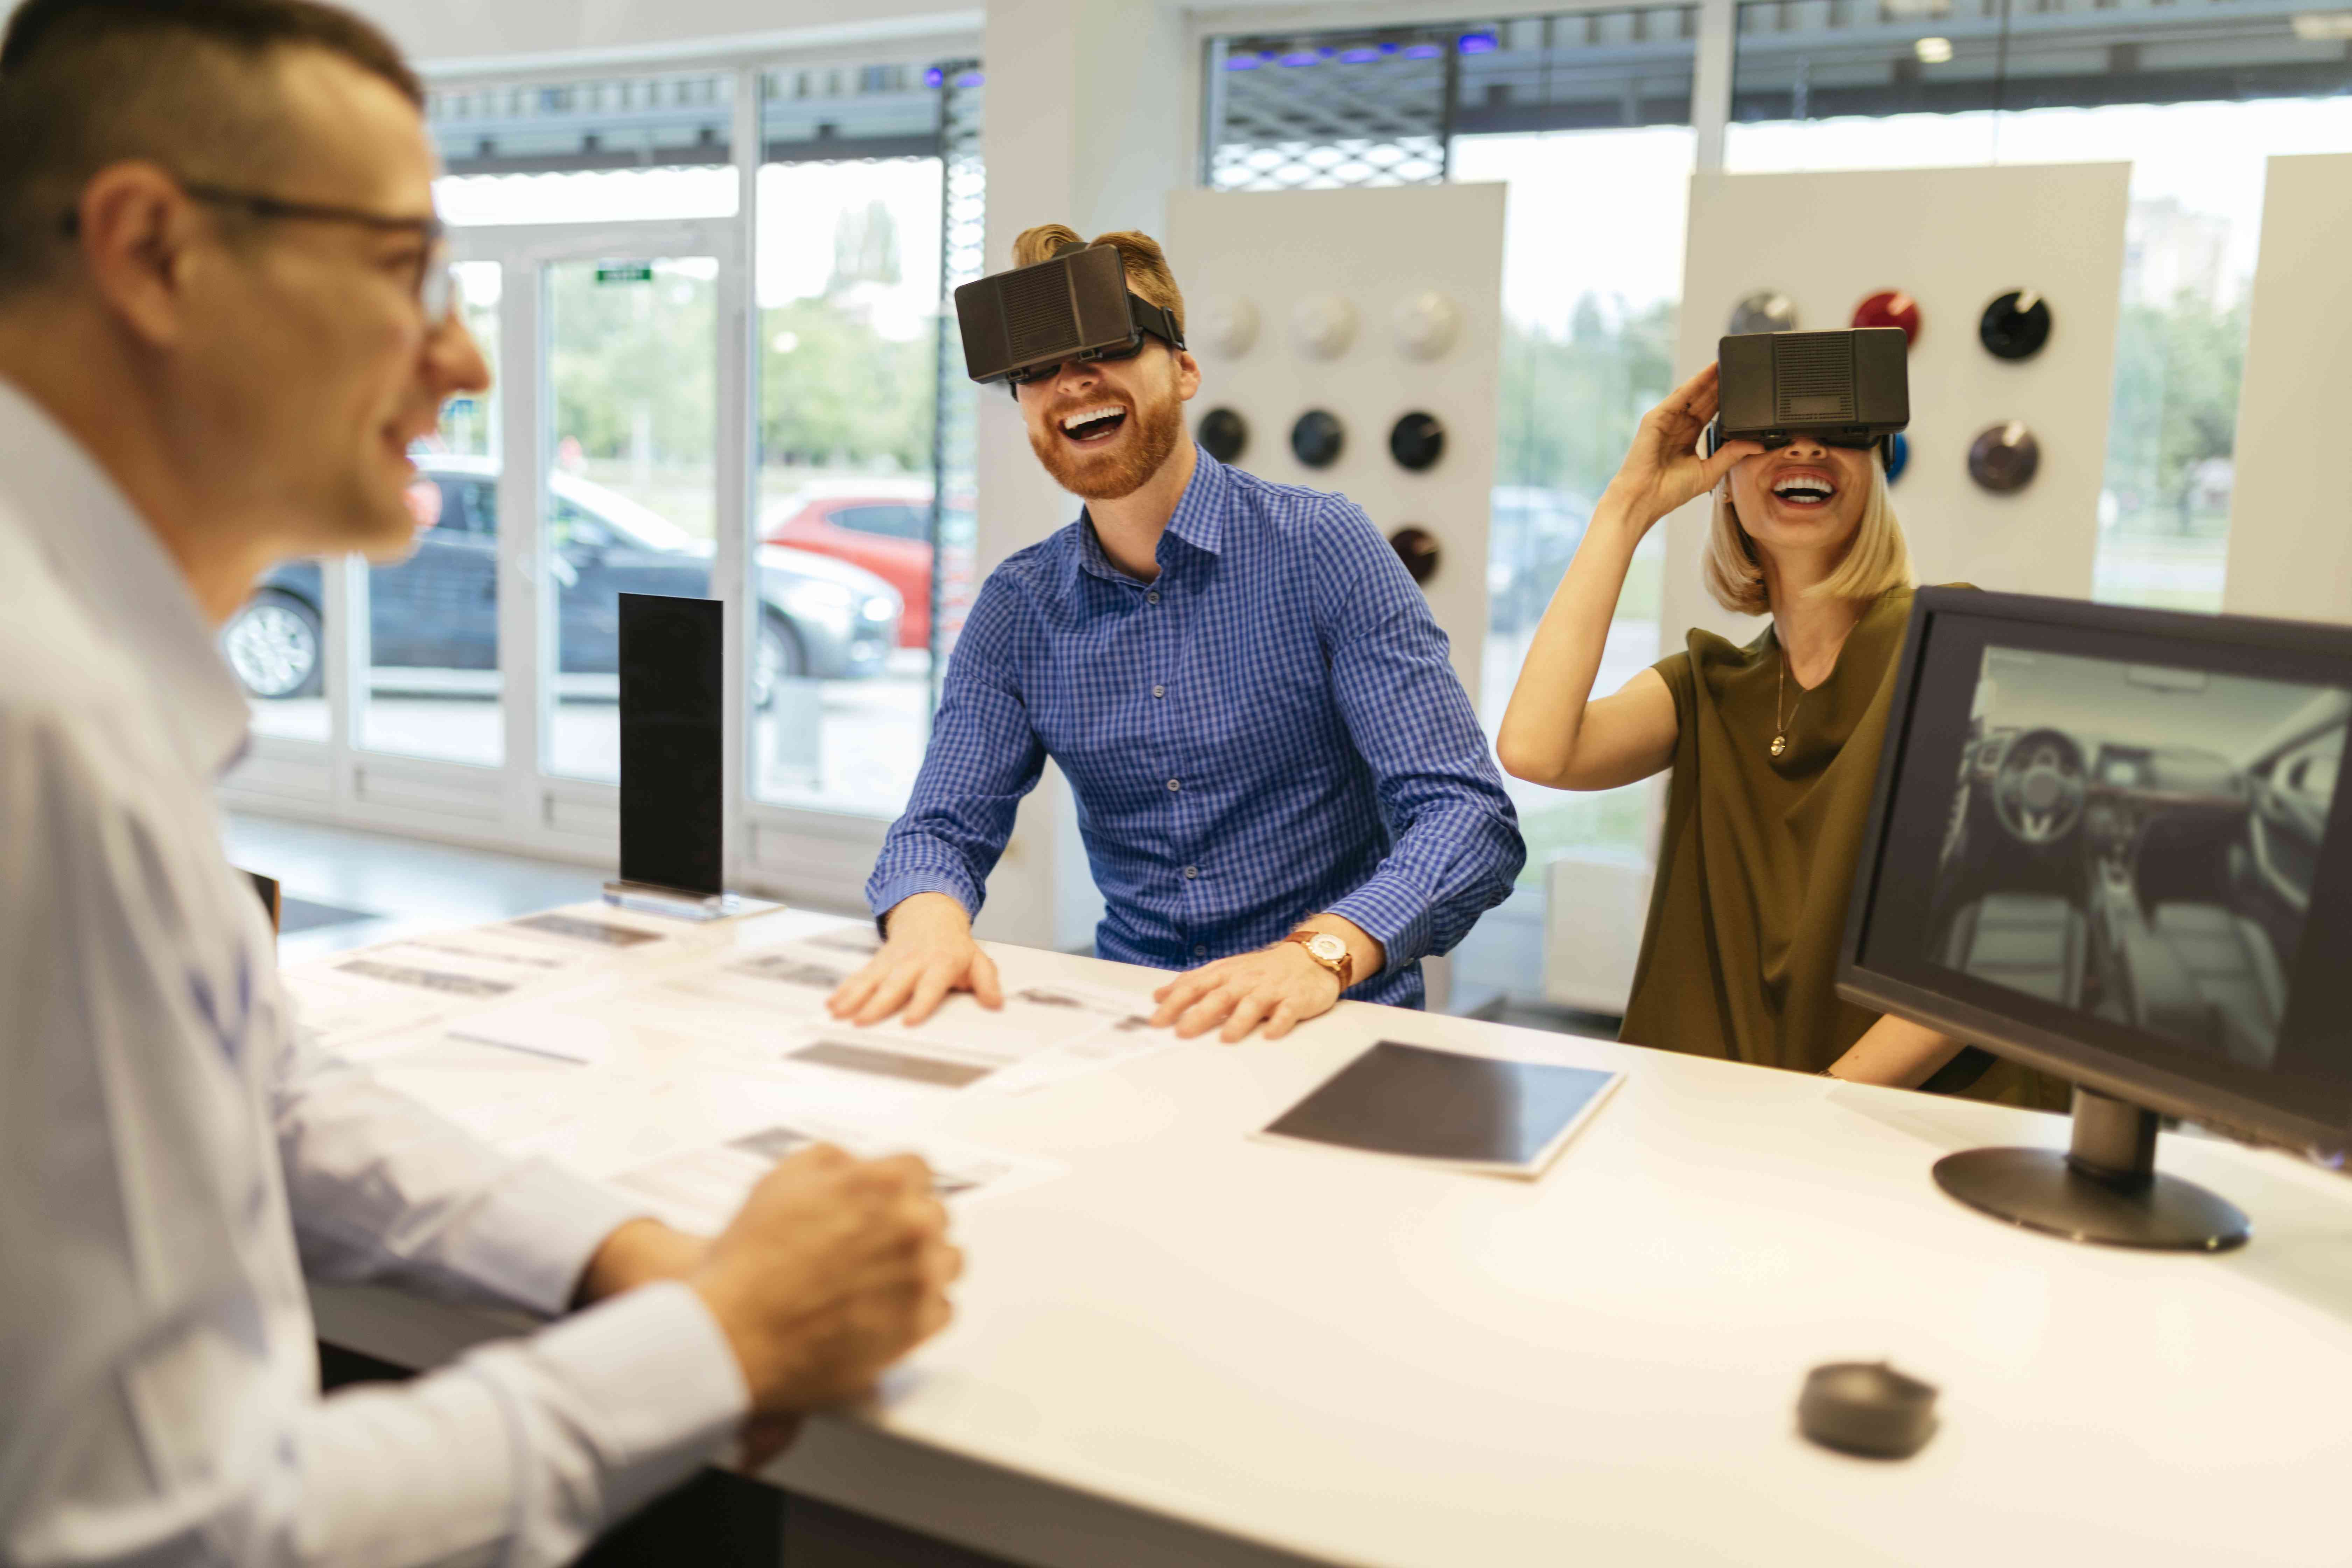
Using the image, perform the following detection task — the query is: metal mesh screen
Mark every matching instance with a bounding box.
[1200,13,1701,192]
[930,62,986,666]
[1203,30,1460,191]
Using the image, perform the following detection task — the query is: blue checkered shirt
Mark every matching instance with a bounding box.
[868,448,1523,1008]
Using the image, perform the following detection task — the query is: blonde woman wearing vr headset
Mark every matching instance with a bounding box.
[1498,361,2063,1106]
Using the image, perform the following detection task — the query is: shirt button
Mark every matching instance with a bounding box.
[1152,684,1166,698]
[1167,778,1181,792]
[1184,866,1199,879]
[1194,945,1209,958]
[1147,591,1161,604]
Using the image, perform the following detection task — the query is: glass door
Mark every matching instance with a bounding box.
[539,254,721,783]
[356,259,508,768]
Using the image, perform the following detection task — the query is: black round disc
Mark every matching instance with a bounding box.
[1979,289,2052,360]
[1388,411,1446,472]
[1197,406,1248,464]
[1290,408,1345,469]
[1967,421,2040,493]
[1729,289,1798,336]
[1387,526,1440,585]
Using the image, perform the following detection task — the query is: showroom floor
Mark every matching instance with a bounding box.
[224,813,1609,1035]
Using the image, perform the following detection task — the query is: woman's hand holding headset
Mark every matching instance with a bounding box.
[1495,361,1762,793]
[1598,362,1765,537]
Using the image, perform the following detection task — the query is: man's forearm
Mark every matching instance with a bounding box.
[573,1217,709,1309]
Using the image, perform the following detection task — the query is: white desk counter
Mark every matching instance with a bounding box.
[310,908,2352,1568]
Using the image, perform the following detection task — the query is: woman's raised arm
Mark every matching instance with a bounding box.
[1497,363,1761,791]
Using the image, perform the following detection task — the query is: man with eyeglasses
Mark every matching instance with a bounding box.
[0,3,959,1564]
[831,225,1523,1042]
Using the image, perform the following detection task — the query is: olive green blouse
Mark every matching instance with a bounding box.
[1619,586,2068,1110]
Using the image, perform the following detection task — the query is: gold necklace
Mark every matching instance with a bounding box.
[1772,651,1805,758]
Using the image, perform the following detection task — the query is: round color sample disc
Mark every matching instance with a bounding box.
[1979,289,2053,361]
[1884,430,1910,486]
[1729,290,1799,336]
[1387,526,1441,585]
[1197,407,1248,464]
[1852,289,1922,346]
[1290,409,1346,469]
[1967,421,2040,493]
[1388,411,1446,472]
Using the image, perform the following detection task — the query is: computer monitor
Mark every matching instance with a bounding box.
[1839,588,2352,1251]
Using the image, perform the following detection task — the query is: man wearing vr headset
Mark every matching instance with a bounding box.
[830,226,1522,1040]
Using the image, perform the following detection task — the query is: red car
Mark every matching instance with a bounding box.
[761,486,972,652]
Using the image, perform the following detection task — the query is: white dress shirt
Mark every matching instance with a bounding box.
[0,380,750,1568]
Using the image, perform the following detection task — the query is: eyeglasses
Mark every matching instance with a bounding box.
[61,179,457,321]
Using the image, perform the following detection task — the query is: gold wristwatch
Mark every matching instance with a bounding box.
[1284,929,1354,989]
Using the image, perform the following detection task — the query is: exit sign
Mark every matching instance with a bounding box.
[595,262,654,285]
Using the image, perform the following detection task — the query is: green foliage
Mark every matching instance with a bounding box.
[760,298,937,470]
[547,264,716,465]
[2106,288,2247,537]
[1498,294,1677,496]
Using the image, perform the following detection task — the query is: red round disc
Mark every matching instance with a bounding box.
[1852,289,1922,346]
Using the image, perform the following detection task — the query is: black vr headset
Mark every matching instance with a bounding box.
[1702,327,1909,470]
[953,241,1186,397]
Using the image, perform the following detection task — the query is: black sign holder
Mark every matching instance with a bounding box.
[601,592,777,921]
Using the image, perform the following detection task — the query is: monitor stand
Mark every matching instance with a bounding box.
[1932,1086,2250,1252]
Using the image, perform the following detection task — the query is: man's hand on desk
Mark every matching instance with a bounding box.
[576,1150,961,1468]
[691,1143,962,1420]
[1150,915,1384,1043]
[828,891,1002,1027]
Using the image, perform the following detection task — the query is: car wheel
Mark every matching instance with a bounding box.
[223,588,323,699]
[753,614,806,710]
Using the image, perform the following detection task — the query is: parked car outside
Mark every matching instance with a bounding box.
[761,477,973,652]
[221,455,901,707]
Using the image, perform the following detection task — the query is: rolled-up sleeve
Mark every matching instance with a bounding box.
[866,582,1046,927]
[1315,503,1525,968]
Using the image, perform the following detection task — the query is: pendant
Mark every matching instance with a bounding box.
[1771,734,1788,758]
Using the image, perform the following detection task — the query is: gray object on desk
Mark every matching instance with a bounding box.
[1263,1040,1618,1172]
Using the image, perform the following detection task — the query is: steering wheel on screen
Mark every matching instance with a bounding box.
[1993,728,2087,846]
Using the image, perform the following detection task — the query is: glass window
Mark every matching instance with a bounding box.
[1454,10,1697,884]
[1727,0,2352,613]
[542,256,719,783]
[751,158,943,813]
[357,260,506,766]
[430,70,741,226]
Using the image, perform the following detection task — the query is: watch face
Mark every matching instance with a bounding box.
[1308,933,1348,962]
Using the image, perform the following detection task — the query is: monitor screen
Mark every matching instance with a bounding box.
[1841,589,2352,1151]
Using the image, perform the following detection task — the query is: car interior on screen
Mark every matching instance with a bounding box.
[1930,647,2348,1069]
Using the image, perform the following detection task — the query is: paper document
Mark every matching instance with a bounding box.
[283,910,663,1060]
[447,1004,620,1065]
[1259,1041,1622,1178]
[613,1116,1060,1234]
[982,1009,1184,1096]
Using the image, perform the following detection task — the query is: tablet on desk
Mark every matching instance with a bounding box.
[1260,1041,1622,1178]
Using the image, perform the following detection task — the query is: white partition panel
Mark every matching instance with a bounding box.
[1164,184,1506,703]
[1663,164,2130,649]
[2224,153,2352,627]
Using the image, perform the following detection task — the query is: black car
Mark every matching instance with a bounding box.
[223,456,902,706]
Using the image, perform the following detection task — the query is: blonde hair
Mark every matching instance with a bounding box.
[1010,223,1186,337]
[1701,450,1916,616]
